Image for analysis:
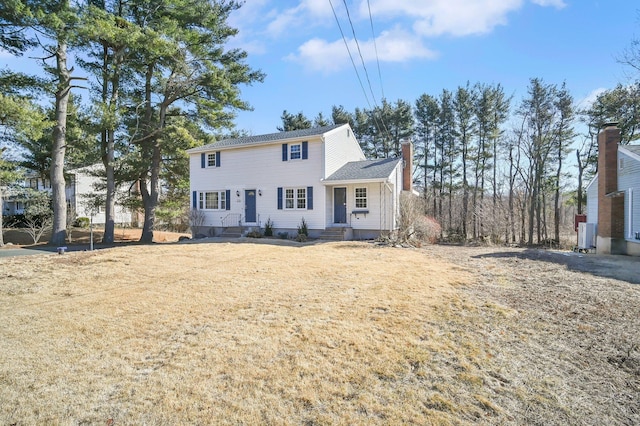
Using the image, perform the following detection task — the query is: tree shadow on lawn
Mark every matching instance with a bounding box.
[472,249,640,285]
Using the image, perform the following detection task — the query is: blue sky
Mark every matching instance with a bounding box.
[228,0,639,135]
[0,0,637,138]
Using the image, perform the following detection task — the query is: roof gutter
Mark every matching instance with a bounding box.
[320,177,392,186]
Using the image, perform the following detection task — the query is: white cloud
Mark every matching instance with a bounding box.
[266,6,303,37]
[300,0,334,18]
[531,0,567,8]
[576,88,606,110]
[265,0,334,38]
[286,27,436,73]
[363,0,526,37]
[227,0,272,54]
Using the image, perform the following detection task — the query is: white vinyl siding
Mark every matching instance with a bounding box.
[324,126,366,178]
[618,150,640,241]
[586,175,598,225]
[189,141,325,229]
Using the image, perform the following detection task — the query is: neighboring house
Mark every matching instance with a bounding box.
[585,124,640,256]
[186,123,413,240]
[2,164,137,226]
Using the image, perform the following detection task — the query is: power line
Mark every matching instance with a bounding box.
[338,0,391,151]
[328,0,372,110]
[367,0,385,100]
[341,0,378,109]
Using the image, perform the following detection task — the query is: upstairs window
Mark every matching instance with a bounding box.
[282,142,308,161]
[207,153,217,167]
[201,151,221,168]
[290,144,301,160]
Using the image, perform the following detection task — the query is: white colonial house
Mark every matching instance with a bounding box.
[186,123,413,240]
[3,164,136,225]
[585,124,640,256]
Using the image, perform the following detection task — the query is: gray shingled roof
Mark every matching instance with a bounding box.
[188,124,345,152]
[623,144,640,156]
[325,157,401,182]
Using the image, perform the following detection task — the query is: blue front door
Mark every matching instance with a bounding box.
[245,190,257,223]
[334,187,347,224]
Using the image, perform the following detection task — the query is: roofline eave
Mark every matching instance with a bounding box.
[321,177,393,186]
[186,124,349,154]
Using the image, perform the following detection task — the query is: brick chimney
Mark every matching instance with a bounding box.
[596,124,625,254]
[401,140,413,192]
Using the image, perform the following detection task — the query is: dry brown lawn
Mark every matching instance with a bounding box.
[0,240,638,425]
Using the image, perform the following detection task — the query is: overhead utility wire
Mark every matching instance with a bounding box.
[367,0,385,99]
[340,0,391,151]
[341,0,378,108]
[328,0,372,111]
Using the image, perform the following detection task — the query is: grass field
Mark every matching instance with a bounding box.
[0,240,638,424]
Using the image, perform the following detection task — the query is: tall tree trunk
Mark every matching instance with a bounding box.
[508,145,516,243]
[462,143,468,239]
[140,139,161,243]
[527,166,536,245]
[0,188,4,246]
[102,48,122,244]
[432,142,437,218]
[50,38,71,247]
[139,63,155,243]
[100,42,116,243]
[554,145,562,243]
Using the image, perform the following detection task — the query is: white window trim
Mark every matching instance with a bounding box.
[206,152,217,168]
[355,187,367,209]
[289,143,302,160]
[284,187,306,210]
[629,187,633,239]
[199,190,226,210]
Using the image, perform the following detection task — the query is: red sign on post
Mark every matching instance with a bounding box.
[574,214,587,232]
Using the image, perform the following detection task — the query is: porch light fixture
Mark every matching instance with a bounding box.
[236,190,240,197]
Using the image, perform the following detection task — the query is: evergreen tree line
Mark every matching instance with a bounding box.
[280,79,640,245]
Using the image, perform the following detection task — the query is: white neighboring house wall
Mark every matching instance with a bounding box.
[618,147,640,243]
[2,165,134,225]
[586,145,640,255]
[67,165,135,225]
[2,174,50,215]
[585,174,598,227]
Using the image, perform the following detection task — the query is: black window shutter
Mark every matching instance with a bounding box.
[200,153,205,168]
[302,141,308,159]
[307,186,313,210]
[282,144,288,161]
[216,151,221,167]
[225,190,231,210]
[277,187,283,209]
[192,191,198,209]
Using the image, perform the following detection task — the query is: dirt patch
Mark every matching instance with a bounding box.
[0,242,637,424]
[423,245,640,425]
